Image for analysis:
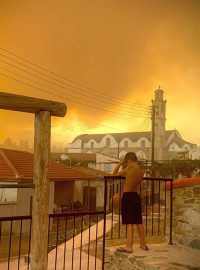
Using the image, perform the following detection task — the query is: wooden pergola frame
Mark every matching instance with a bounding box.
[0,92,67,270]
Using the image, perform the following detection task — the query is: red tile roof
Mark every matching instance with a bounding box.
[0,148,100,182]
[0,149,17,180]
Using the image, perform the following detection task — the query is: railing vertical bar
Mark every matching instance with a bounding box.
[146,180,148,235]
[63,215,68,269]
[79,215,84,270]
[87,215,91,270]
[17,219,23,270]
[158,180,161,235]
[94,214,98,270]
[0,221,2,241]
[151,180,154,236]
[55,216,59,270]
[47,216,51,256]
[169,180,173,245]
[111,179,114,239]
[71,216,76,270]
[164,181,167,235]
[119,178,122,239]
[27,218,32,270]
[8,220,13,270]
[102,178,107,270]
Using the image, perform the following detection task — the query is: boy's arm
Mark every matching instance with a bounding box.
[113,160,127,176]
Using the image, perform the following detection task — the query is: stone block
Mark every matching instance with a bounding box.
[193,187,200,196]
[175,230,185,236]
[174,210,184,216]
[182,190,193,198]
[189,239,200,250]
[184,198,195,203]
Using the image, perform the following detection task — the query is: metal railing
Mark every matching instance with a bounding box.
[48,211,105,270]
[0,210,105,270]
[0,215,32,270]
[0,176,173,269]
[104,176,173,244]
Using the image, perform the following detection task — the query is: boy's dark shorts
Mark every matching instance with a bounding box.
[121,192,143,224]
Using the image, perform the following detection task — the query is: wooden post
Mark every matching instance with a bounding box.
[31,111,51,270]
[0,91,67,268]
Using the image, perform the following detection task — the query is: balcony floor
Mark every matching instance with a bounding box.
[105,242,200,270]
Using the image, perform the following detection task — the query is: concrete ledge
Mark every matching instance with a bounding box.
[105,243,200,270]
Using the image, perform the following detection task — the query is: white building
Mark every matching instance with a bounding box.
[68,89,197,160]
[190,147,200,160]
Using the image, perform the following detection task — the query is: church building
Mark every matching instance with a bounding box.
[68,89,197,160]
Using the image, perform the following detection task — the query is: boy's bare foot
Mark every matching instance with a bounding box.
[140,244,149,250]
[116,246,133,253]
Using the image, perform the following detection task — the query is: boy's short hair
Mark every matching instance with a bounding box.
[124,152,138,162]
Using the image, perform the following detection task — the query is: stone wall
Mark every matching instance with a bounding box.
[168,180,200,249]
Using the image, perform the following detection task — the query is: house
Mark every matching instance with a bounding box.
[50,152,96,163]
[68,89,197,160]
[0,148,108,217]
[90,153,119,174]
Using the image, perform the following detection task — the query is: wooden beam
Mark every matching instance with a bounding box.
[0,183,35,188]
[31,111,51,270]
[0,92,67,117]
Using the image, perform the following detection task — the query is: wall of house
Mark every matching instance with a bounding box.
[0,202,16,217]
[0,202,17,234]
[95,153,118,173]
[167,178,200,250]
[16,188,33,216]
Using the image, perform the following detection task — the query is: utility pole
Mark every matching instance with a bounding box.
[151,105,156,176]
[117,137,120,158]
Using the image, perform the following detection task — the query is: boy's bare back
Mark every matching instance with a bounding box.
[123,164,143,192]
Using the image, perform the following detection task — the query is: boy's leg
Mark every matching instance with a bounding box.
[127,224,134,249]
[117,224,134,252]
[136,224,147,249]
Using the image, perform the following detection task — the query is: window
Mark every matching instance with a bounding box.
[104,163,111,172]
[91,141,94,148]
[141,140,146,148]
[124,140,129,148]
[106,137,111,146]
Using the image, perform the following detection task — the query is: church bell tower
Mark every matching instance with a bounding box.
[151,87,167,160]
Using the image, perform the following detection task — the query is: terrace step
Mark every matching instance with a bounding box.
[105,243,200,270]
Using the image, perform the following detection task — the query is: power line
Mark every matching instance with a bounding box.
[0,58,148,115]
[0,71,148,118]
[0,48,148,110]
[53,117,151,138]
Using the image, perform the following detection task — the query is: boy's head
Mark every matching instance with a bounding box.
[124,152,138,163]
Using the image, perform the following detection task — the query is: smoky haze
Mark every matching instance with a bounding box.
[0,0,200,146]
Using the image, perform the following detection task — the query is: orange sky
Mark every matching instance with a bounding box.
[0,0,200,148]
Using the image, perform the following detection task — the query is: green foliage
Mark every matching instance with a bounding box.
[153,160,200,178]
[60,159,92,167]
[140,159,200,178]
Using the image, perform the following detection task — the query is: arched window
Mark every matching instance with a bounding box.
[124,140,129,148]
[106,138,111,146]
[141,140,146,148]
[91,141,94,148]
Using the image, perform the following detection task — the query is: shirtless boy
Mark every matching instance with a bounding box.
[113,152,148,253]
